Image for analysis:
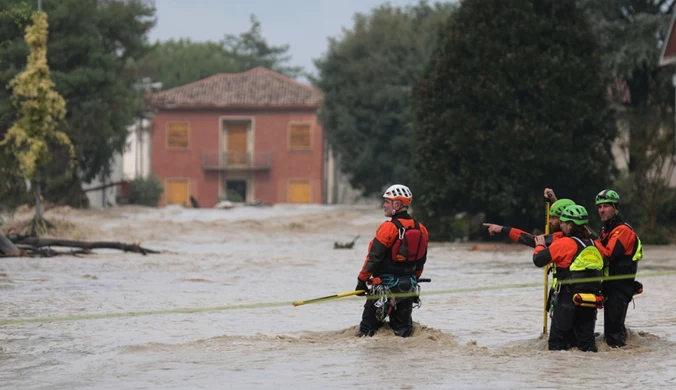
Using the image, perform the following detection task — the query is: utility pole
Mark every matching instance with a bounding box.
[37,0,41,11]
[133,78,162,178]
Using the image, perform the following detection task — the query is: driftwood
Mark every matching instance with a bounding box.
[0,235,160,257]
[13,237,160,255]
[333,235,360,250]
[0,233,22,257]
[15,245,91,257]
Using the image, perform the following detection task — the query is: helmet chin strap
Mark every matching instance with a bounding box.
[391,205,407,216]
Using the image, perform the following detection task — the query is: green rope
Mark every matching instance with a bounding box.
[1,270,674,326]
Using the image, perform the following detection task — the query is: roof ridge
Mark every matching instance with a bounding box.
[247,66,321,93]
[149,67,324,109]
[155,72,231,96]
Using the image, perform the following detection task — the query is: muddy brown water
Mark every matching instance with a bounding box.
[1,205,674,389]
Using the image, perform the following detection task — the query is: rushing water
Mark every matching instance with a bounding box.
[1,204,675,389]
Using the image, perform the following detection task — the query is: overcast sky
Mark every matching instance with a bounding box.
[148,0,423,79]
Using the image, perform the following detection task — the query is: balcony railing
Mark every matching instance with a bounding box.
[202,151,272,171]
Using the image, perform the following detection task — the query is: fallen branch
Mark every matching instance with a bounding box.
[13,245,93,257]
[82,180,126,193]
[0,233,23,257]
[333,235,360,250]
[13,238,160,255]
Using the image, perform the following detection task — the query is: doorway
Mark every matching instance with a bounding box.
[226,180,247,203]
[288,180,311,203]
[224,122,249,165]
[166,179,189,206]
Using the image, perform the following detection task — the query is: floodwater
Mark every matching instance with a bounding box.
[1,204,675,389]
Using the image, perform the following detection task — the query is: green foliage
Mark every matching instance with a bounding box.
[413,0,616,240]
[0,1,31,30]
[137,15,303,90]
[225,189,244,203]
[314,1,455,196]
[582,0,676,239]
[222,15,304,79]
[132,39,237,90]
[0,10,75,236]
[0,0,31,66]
[0,0,156,208]
[48,0,155,183]
[433,212,485,242]
[609,170,676,244]
[1,11,73,180]
[128,174,163,207]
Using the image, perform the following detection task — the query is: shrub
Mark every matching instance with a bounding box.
[128,174,163,207]
[226,189,244,203]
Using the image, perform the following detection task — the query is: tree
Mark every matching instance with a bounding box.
[137,15,303,90]
[0,1,31,65]
[1,10,74,235]
[583,0,676,241]
[222,15,304,79]
[413,0,616,240]
[0,2,34,214]
[0,0,156,208]
[314,1,455,196]
[132,39,237,90]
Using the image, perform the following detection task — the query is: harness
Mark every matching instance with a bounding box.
[556,237,604,292]
[372,275,420,322]
[554,237,604,309]
[368,217,427,321]
[601,222,643,277]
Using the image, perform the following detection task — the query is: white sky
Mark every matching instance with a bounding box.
[149,0,424,79]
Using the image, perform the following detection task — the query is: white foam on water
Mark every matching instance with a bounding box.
[1,204,675,389]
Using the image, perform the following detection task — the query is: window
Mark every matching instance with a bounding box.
[167,122,190,150]
[289,123,311,150]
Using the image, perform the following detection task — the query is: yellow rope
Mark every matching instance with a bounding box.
[1,270,673,326]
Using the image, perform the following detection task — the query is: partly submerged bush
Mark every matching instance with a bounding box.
[128,174,163,207]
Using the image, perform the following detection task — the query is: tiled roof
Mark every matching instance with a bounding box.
[148,67,324,110]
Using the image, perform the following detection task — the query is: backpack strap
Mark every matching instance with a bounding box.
[391,218,404,230]
[391,218,419,230]
[391,218,406,240]
[571,236,587,248]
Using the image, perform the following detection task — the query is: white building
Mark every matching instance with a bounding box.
[83,118,152,208]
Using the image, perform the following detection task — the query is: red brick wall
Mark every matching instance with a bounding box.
[662,20,676,64]
[151,109,324,206]
[252,110,324,204]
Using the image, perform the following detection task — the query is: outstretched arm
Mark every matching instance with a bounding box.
[483,223,553,248]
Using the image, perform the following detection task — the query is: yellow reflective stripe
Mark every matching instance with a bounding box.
[633,237,643,262]
[569,246,604,271]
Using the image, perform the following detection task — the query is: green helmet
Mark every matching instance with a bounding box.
[595,189,620,206]
[550,199,575,218]
[559,205,588,225]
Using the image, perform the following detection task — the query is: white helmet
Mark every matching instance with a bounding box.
[383,184,413,206]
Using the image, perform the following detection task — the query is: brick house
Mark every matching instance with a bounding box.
[148,67,326,207]
[656,11,676,188]
[659,11,676,67]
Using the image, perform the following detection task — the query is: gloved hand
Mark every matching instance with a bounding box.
[355,279,368,296]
